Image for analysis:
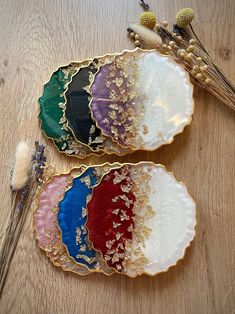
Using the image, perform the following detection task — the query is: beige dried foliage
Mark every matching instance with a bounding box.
[129,23,162,48]
[11,141,32,190]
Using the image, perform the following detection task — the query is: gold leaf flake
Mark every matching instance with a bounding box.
[127,224,134,232]
[90,136,104,144]
[45,244,52,252]
[113,221,122,228]
[104,255,112,261]
[109,103,119,110]
[106,80,112,88]
[80,244,86,252]
[119,194,133,208]
[117,243,124,250]
[116,232,124,241]
[116,264,122,271]
[145,205,155,219]
[143,125,149,135]
[102,118,110,124]
[110,90,118,100]
[83,84,90,93]
[76,254,97,265]
[76,227,81,245]
[106,239,116,249]
[112,77,123,87]
[112,208,120,215]
[81,175,91,188]
[89,124,96,134]
[120,209,130,221]
[107,249,116,255]
[121,184,132,193]
[51,206,58,213]
[108,110,117,120]
[109,71,116,78]
[86,194,92,204]
[82,206,87,218]
[81,225,87,234]
[43,229,51,238]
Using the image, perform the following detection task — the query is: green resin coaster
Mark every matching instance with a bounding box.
[38,60,101,158]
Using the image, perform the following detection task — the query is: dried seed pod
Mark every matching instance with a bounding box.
[11,141,31,190]
[139,11,157,30]
[176,8,194,28]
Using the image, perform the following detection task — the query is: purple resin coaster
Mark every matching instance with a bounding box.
[90,48,194,151]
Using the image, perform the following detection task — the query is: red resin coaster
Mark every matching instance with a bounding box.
[86,166,135,272]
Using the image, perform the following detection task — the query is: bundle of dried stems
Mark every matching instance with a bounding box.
[0,141,46,298]
[128,1,235,110]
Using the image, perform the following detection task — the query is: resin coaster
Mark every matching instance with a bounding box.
[86,162,196,277]
[57,163,121,273]
[34,166,91,275]
[64,55,132,155]
[64,59,103,150]
[38,61,102,158]
[38,59,131,157]
[90,48,194,150]
[86,166,136,272]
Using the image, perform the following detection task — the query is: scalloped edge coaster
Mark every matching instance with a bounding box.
[86,162,196,277]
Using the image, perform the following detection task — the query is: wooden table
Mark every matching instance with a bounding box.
[0,0,234,313]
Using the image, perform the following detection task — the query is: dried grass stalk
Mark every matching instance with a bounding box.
[11,141,31,190]
[129,23,162,48]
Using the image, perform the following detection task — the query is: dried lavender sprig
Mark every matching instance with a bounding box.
[32,141,47,183]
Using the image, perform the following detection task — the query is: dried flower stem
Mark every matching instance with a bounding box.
[0,189,35,296]
[0,141,46,298]
[188,24,235,93]
[139,0,150,11]
[130,0,235,110]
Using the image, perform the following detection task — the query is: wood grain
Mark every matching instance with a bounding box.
[0,0,234,313]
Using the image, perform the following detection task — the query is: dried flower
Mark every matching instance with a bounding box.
[127,1,235,111]
[11,141,31,190]
[176,8,194,28]
[32,141,47,183]
[0,140,47,297]
[139,11,156,29]
[129,23,162,48]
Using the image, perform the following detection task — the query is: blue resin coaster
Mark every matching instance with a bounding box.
[58,167,99,270]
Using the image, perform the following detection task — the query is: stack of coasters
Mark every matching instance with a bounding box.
[34,162,196,277]
[38,48,194,158]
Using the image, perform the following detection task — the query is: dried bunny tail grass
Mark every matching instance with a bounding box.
[129,23,162,48]
[11,141,32,190]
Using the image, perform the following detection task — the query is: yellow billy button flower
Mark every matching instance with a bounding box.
[139,11,157,30]
[176,8,194,28]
